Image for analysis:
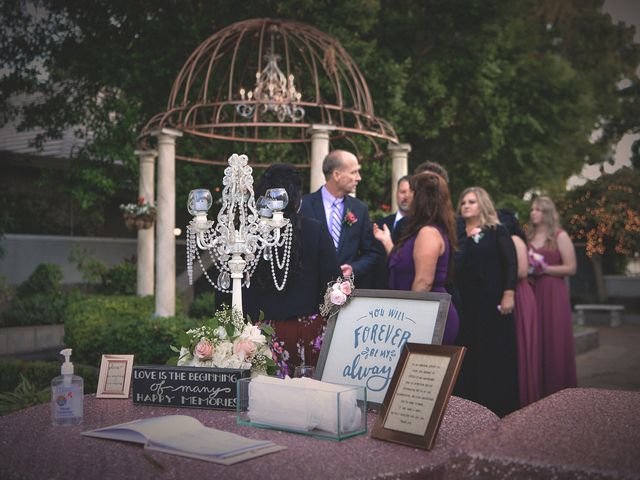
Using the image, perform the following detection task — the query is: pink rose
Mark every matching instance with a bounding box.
[194,339,214,359]
[330,289,347,306]
[340,281,352,295]
[470,227,482,236]
[234,339,257,358]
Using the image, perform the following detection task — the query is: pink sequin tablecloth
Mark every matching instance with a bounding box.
[0,394,498,480]
[447,388,640,480]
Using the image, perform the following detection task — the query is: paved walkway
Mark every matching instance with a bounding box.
[576,324,640,391]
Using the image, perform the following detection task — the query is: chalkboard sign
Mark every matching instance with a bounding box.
[132,365,251,410]
[316,289,450,406]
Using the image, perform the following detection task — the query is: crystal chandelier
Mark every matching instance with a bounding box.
[236,34,305,122]
[186,153,292,315]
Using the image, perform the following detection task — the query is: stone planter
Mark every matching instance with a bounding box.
[0,324,65,356]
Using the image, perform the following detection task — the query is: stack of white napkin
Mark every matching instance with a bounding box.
[247,375,362,434]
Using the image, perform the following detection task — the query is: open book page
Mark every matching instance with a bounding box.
[82,415,284,464]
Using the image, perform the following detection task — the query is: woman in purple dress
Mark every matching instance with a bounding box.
[527,196,577,397]
[373,172,459,344]
[501,210,542,407]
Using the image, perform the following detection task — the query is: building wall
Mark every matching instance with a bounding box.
[0,234,138,285]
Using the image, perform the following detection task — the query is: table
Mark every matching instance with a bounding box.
[0,394,498,480]
[447,388,640,479]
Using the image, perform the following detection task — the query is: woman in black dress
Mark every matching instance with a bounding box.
[455,187,519,417]
[243,164,340,377]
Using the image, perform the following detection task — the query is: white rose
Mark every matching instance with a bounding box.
[241,324,267,345]
[177,347,192,366]
[214,326,228,340]
[330,289,347,306]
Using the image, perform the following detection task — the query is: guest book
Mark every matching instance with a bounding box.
[82,415,284,465]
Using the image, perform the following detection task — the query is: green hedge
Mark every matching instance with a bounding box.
[64,295,198,367]
[0,359,99,393]
[0,264,67,327]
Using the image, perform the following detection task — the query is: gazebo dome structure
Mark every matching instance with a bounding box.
[137,19,410,318]
[141,18,397,146]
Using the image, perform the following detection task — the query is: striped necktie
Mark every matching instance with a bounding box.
[330,199,342,249]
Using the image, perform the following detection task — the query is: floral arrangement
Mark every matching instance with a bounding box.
[171,305,277,375]
[319,275,355,317]
[119,196,157,218]
[528,249,547,275]
[469,226,484,243]
[344,209,358,227]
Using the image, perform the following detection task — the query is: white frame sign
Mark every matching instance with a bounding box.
[96,354,134,399]
[315,289,450,406]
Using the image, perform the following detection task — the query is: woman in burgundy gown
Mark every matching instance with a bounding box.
[528,196,577,397]
[373,172,459,344]
[500,210,542,407]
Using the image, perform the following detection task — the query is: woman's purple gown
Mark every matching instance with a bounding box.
[388,225,459,344]
[514,277,542,406]
[531,240,577,397]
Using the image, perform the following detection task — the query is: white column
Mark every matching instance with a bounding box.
[388,143,411,212]
[308,124,336,192]
[135,149,157,297]
[152,128,183,317]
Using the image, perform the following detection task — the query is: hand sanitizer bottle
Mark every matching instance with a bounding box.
[51,348,83,426]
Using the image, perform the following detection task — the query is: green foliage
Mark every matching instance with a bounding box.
[558,166,640,273]
[0,360,99,414]
[64,295,198,367]
[0,264,67,327]
[15,264,63,297]
[0,374,49,415]
[100,261,136,295]
[69,247,137,295]
[188,292,216,319]
[0,0,638,211]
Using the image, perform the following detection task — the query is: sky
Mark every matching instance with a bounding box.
[568,0,640,187]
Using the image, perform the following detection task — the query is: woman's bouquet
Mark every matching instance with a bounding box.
[171,305,277,375]
[319,275,355,318]
[528,249,547,276]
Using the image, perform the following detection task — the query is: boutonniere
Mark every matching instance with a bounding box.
[344,209,358,227]
[469,227,484,243]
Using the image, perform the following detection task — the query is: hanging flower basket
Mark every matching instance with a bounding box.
[123,212,156,230]
[120,197,157,230]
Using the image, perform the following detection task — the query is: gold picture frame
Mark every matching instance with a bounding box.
[371,343,465,450]
[96,354,134,399]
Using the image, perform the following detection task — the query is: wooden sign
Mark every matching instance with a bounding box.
[132,365,251,410]
[316,289,450,406]
[371,343,465,450]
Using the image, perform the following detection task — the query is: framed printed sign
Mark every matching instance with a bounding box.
[371,343,466,450]
[315,289,450,406]
[96,354,134,399]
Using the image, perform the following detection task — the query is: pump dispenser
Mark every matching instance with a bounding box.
[51,348,83,426]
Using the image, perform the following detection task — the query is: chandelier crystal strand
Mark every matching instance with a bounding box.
[270,223,292,291]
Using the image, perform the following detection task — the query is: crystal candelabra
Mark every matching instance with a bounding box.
[186,153,292,316]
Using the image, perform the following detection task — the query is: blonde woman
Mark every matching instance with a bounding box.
[528,196,577,397]
[455,187,519,417]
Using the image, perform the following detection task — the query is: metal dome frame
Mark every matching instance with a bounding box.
[140,18,398,150]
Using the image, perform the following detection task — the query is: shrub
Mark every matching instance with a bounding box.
[188,292,216,319]
[64,295,198,367]
[0,359,99,393]
[100,261,136,295]
[0,264,67,327]
[16,264,63,297]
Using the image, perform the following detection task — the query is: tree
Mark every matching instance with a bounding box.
[1,0,638,229]
[559,167,640,300]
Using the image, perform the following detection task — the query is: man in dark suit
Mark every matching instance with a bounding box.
[372,175,413,288]
[301,150,379,286]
